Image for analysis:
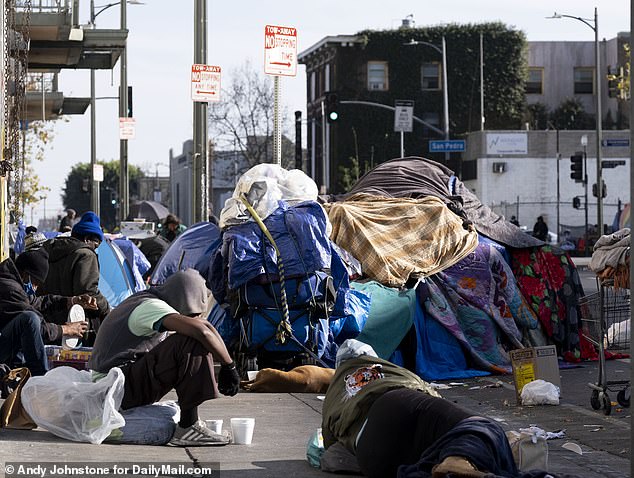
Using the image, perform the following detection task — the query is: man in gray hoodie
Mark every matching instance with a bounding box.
[89,269,240,447]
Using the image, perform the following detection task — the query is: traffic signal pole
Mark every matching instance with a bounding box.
[583,146,589,256]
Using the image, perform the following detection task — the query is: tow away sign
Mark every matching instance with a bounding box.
[264,25,297,77]
[191,64,221,102]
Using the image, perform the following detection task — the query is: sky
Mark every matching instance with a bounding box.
[29,0,630,225]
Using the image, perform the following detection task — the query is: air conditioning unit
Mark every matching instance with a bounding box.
[492,162,506,174]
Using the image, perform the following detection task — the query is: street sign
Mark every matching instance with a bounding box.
[394,100,414,132]
[601,138,630,147]
[119,117,136,140]
[191,64,221,102]
[92,164,103,183]
[429,140,466,153]
[601,160,627,168]
[264,25,297,77]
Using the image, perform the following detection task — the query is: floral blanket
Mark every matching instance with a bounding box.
[510,246,585,361]
[420,242,540,373]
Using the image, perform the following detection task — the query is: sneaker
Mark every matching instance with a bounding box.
[169,420,230,447]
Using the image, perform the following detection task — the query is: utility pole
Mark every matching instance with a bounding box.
[192,0,208,224]
[118,0,129,223]
[294,111,302,170]
[90,0,99,216]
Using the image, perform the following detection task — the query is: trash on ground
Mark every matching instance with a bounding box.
[562,442,583,455]
[520,379,560,406]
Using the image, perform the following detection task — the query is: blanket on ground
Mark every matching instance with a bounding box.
[325,194,478,288]
[511,246,584,361]
[419,242,539,373]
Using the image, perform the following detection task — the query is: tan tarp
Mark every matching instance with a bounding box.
[325,194,479,287]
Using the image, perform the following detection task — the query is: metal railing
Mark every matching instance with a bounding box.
[25,72,58,92]
[16,0,69,13]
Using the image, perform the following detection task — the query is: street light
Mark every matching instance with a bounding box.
[404,37,450,161]
[581,134,589,254]
[89,0,144,219]
[547,8,604,236]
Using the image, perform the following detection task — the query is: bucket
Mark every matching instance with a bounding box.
[230,418,255,445]
[205,419,223,434]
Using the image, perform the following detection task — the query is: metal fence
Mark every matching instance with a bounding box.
[16,1,68,13]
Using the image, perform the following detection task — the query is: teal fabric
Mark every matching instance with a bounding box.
[352,281,416,359]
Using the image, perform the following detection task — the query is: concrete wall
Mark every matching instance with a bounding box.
[169,140,194,226]
[464,130,630,234]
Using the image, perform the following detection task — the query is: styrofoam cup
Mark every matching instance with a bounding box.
[230,418,255,445]
[205,419,223,434]
[247,371,258,381]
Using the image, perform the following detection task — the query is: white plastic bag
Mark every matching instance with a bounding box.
[520,379,560,406]
[219,163,319,228]
[21,366,125,444]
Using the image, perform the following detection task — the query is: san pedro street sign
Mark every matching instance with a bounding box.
[191,64,221,102]
[429,140,466,153]
[264,25,297,77]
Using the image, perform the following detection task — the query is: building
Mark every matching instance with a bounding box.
[462,129,629,238]
[298,24,630,195]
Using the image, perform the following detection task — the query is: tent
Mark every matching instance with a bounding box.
[97,239,137,308]
[150,222,222,285]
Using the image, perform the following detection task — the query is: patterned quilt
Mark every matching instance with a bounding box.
[420,242,540,373]
[325,194,479,288]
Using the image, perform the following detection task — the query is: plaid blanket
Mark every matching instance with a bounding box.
[325,194,478,287]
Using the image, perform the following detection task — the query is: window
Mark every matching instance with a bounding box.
[574,67,594,94]
[367,61,388,91]
[421,62,441,90]
[526,67,543,94]
[422,112,440,131]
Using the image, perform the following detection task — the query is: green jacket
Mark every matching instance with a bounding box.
[321,356,439,454]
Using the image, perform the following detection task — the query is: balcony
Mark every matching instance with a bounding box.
[24,72,89,121]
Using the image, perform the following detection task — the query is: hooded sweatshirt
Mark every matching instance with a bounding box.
[0,258,68,343]
[88,269,209,373]
[41,236,110,323]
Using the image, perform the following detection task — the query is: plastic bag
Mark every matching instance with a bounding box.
[21,366,125,444]
[306,428,325,468]
[219,164,319,228]
[506,428,549,471]
[520,379,560,406]
[106,401,179,445]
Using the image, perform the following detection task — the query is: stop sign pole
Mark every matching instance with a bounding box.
[264,25,298,166]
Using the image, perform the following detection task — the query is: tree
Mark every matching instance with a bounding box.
[549,98,594,130]
[9,120,56,222]
[62,160,144,232]
[208,61,294,168]
[524,102,549,130]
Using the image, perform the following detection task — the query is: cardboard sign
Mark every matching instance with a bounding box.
[510,345,560,403]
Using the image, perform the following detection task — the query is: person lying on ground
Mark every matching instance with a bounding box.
[88,269,241,447]
[41,211,110,332]
[0,249,95,376]
[322,339,578,478]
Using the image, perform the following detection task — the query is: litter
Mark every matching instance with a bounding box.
[520,379,560,406]
[561,442,583,455]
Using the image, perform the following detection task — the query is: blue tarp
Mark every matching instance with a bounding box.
[150,222,222,285]
[97,240,137,308]
[113,238,150,292]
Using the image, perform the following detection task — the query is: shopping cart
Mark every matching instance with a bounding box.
[579,278,631,415]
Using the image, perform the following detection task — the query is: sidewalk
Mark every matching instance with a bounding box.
[0,360,630,478]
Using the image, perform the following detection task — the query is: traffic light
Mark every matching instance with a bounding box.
[325,91,339,123]
[127,86,133,117]
[572,196,581,209]
[592,180,607,198]
[607,70,619,98]
[570,153,583,182]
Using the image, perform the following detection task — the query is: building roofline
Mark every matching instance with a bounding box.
[298,34,362,62]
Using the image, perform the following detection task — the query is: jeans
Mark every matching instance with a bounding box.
[0,311,48,376]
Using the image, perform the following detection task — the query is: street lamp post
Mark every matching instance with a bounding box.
[90,0,143,220]
[404,37,450,162]
[548,8,604,236]
[581,134,589,255]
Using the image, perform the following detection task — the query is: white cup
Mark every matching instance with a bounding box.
[230,418,255,445]
[205,419,223,434]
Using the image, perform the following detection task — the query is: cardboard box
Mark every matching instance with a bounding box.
[510,345,560,402]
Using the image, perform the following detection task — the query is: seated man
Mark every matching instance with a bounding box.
[0,249,93,375]
[88,269,241,447]
[41,211,110,331]
[323,340,571,478]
